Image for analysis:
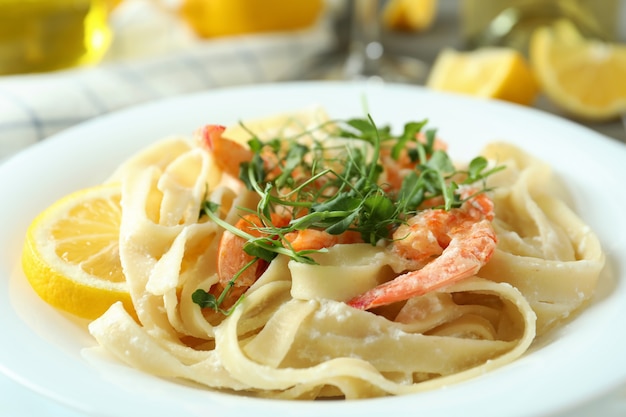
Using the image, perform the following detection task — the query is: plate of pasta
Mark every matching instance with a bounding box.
[1,81,625,417]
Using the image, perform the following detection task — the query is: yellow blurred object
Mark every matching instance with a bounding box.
[426,47,540,106]
[180,0,325,38]
[223,106,333,144]
[383,0,438,32]
[0,0,112,75]
[107,0,123,10]
[21,184,134,320]
[460,0,619,52]
[529,19,626,121]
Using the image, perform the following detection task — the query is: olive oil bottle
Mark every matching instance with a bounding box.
[0,0,112,75]
[460,0,619,52]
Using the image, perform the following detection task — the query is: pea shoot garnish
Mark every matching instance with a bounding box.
[193,114,504,313]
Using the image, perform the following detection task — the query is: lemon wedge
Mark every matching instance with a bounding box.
[426,47,540,106]
[21,184,134,320]
[180,0,324,38]
[383,0,438,32]
[529,19,626,121]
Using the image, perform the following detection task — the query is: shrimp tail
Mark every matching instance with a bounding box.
[347,219,496,310]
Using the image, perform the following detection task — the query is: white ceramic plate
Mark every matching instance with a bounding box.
[1,81,625,417]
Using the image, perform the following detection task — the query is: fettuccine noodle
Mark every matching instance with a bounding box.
[87,110,604,399]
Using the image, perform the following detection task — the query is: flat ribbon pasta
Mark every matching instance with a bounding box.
[479,142,605,334]
[215,266,536,399]
[86,137,601,400]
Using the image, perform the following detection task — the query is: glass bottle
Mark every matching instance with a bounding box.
[0,0,113,75]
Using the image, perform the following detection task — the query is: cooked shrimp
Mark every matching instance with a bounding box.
[215,213,289,304]
[380,132,448,192]
[195,124,253,178]
[347,191,497,310]
[216,214,364,303]
[196,124,297,188]
[284,229,363,252]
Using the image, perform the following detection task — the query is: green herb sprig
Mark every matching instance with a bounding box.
[193,114,504,313]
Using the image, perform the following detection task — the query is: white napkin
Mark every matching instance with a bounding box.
[0,0,336,160]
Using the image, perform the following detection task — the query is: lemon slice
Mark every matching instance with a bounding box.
[21,184,134,320]
[383,0,438,32]
[426,47,540,106]
[529,19,626,121]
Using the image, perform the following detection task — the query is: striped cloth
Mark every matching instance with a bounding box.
[0,0,336,160]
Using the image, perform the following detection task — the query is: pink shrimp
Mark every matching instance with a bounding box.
[381,132,448,192]
[215,214,363,304]
[196,124,301,187]
[284,229,363,252]
[347,190,497,310]
[216,214,289,298]
[195,124,254,179]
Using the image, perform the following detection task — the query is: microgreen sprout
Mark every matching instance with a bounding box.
[193,114,504,313]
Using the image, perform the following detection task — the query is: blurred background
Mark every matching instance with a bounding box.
[0,0,625,159]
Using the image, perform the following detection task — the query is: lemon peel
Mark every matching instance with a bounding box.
[530,19,626,121]
[21,184,134,320]
[426,47,540,106]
